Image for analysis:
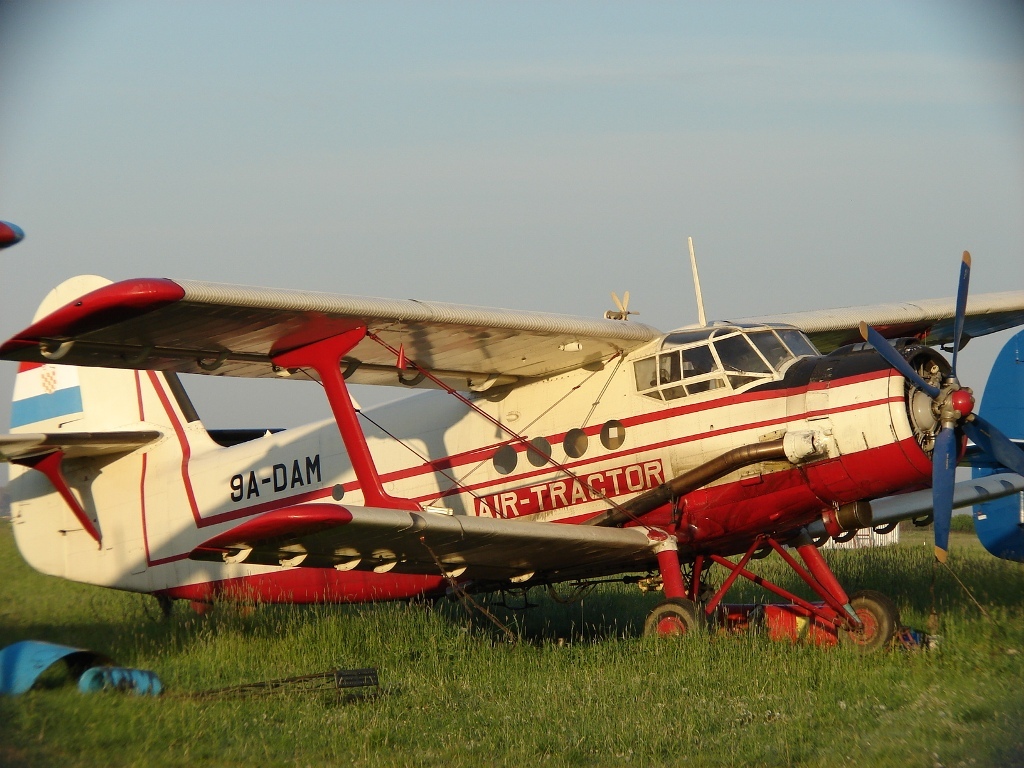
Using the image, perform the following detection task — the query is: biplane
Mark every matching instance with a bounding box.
[2,251,1023,649]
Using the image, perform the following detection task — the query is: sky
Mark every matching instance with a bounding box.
[0,1,1022,451]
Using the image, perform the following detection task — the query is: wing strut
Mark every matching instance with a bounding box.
[271,329,419,511]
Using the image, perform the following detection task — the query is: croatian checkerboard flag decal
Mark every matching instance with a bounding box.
[11,362,84,429]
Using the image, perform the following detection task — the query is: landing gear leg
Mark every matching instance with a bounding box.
[686,555,709,603]
[154,594,174,619]
[644,545,701,637]
[703,530,898,651]
[656,548,686,600]
[791,533,858,626]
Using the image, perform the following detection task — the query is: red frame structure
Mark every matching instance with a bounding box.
[692,533,862,631]
[272,328,419,512]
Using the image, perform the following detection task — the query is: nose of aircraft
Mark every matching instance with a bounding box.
[0,221,25,249]
[860,252,1024,562]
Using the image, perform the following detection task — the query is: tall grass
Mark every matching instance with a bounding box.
[1,521,1022,767]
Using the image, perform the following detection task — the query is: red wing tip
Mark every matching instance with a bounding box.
[0,339,38,357]
[0,278,186,351]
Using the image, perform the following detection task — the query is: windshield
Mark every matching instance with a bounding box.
[634,325,817,401]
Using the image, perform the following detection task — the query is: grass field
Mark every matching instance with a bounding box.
[1,520,1023,767]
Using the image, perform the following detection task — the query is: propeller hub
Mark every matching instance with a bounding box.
[950,388,974,419]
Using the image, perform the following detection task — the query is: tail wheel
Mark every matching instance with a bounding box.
[840,590,900,652]
[644,598,701,637]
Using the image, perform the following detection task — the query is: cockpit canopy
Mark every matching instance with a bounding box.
[633,324,819,401]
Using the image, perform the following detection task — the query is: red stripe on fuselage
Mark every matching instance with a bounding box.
[142,365,908,568]
[386,393,901,497]
[215,388,902,513]
[390,369,895,482]
[147,370,203,525]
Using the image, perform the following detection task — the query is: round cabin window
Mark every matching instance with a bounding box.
[493,444,518,475]
[563,428,589,459]
[600,420,626,450]
[527,436,552,467]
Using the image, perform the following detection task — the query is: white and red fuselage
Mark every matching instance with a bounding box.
[8,320,935,605]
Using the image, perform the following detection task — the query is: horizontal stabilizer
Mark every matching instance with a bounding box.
[0,430,161,462]
[191,503,666,585]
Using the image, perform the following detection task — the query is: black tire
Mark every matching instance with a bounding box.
[643,598,702,638]
[840,590,900,652]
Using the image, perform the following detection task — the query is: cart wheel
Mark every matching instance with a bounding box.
[644,598,701,637]
[840,590,900,652]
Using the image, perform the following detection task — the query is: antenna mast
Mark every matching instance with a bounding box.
[688,236,707,327]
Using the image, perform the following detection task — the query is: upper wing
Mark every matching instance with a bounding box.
[735,291,1024,353]
[0,277,663,391]
[189,503,667,584]
[5,276,1021,388]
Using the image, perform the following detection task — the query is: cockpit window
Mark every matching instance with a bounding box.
[663,329,714,347]
[777,329,819,358]
[680,345,722,394]
[683,345,717,378]
[658,352,686,399]
[635,325,818,402]
[713,333,771,388]
[748,331,792,369]
[714,334,770,373]
[634,342,725,400]
[658,352,682,385]
[634,356,658,392]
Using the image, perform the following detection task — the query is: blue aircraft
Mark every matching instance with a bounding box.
[971,329,1024,561]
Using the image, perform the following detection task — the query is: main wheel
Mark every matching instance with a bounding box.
[644,598,701,637]
[840,590,900,652]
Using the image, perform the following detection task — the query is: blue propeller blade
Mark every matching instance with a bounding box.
[963,416,1024,476]
[859,323,940,398]
[931,425,957,562]
[950,251,971,378]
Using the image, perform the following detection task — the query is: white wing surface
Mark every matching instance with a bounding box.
[736,291,1024,353]
[189,502,666,584]
[0,277,662,391]
[3,277,1022,388]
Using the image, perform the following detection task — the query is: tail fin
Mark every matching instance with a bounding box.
[9,275,193,436]
[6,275,209,590]
[972,329,1024,561]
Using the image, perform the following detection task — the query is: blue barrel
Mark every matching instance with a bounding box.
[0,641,111,696]
[78,666,163,696]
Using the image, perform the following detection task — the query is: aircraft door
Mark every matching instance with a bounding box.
[802,356,838,422]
